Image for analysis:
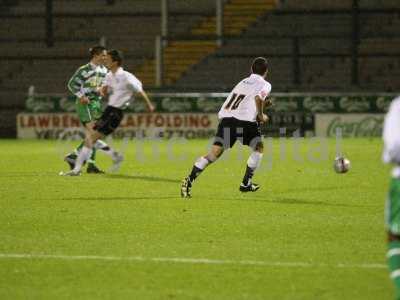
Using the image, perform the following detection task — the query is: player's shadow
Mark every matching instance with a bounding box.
[60,196,178,201]
[104,174,180,183]
[0,172,56,177]
[275,186,353,194]
[221,196,377,208]
[270,197,371,208]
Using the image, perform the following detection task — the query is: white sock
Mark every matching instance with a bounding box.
[194,156,212,170]
[247,151,263,170]
[73,146,93,172]
[94,140,115,157]
[193,154,218,174]
[94,139,108,150]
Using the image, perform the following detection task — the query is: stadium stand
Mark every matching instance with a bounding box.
[0,0,399,136]
[0,2,210,92]
[0,0,215,136]
[177,0,400,91]
[133,0,278,86]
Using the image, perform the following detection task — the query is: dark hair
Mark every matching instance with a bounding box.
[107,49,124,66]
[251,57,268,76]
[89,45,106,58]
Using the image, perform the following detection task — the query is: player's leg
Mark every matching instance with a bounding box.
[181,145,224,198]
[64,103,114,173]
[239,122,263,192]
[85,102,115,173]
[65,121,105,173]
[64,102,91,169]
[89,134,123,172]
[181,118,235,198]
[94,107,125,170]
[69,131,98,175]
[80,107,124,171]
[93,139,122,163]
[83,121,105,174]
[189,145,223,183]
[67,125,105,175]
[64,103,101,171]
[386,178,400,299]
[64,142,84,169]
[188,148,222,183]
[240,140,263,192]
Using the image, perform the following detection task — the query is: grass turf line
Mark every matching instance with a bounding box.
[0,138,392,299]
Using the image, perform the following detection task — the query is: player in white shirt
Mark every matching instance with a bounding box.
[383,96,400,299]
[61,49,155,176]
[181,57,272,198]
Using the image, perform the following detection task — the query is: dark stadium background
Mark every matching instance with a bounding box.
[1,0,399,138]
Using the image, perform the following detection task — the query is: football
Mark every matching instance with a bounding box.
[334,156,351,173]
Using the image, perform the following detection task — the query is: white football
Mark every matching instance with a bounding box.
[334,157,351,174]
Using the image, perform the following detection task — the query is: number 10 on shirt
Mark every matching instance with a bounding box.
[225,94,246,110]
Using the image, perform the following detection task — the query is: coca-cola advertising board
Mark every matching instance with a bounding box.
[315,114,384,137]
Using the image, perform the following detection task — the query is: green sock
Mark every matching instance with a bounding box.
[87,148,96,165]
[388,241,400,300]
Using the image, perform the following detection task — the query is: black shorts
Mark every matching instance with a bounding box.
[213,117,262,149]
[94,106,124,136]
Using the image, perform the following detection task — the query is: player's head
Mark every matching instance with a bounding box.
[251,57,268,78]
[89,45,107,65]
[106,49,124,69]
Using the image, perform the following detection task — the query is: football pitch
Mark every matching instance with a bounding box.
[0,138,393,299]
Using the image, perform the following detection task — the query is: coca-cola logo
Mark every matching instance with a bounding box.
[59,96,76,112]
[376,96,392,112]
[272,97,298,112]
[161,97,192,112]
[197,97,224,112]
[327,116,383,137]
[303,97,334,112]
[25,96,55,112]
[339,97,370,112]
[128,100,148,113]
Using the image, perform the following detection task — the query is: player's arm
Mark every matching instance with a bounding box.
[138,90,155,112]
[98,85,108,97]
[255,83,272,124]
[128,73,155,112]
[255,96,268,124]
[67,68,89,104]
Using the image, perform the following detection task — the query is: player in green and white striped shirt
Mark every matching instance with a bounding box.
[65,45,118,173]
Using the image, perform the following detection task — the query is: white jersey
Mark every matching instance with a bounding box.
[383,96,400,162]
[383,96,400,177]
[218,73,272,122]
[104,67,143,109]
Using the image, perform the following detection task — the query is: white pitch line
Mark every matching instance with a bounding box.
[0,253,387,269]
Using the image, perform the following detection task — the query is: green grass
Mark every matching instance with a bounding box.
[0,138,393,299]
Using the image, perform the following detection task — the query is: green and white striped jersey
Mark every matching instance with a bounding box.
[67,62,107,102]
